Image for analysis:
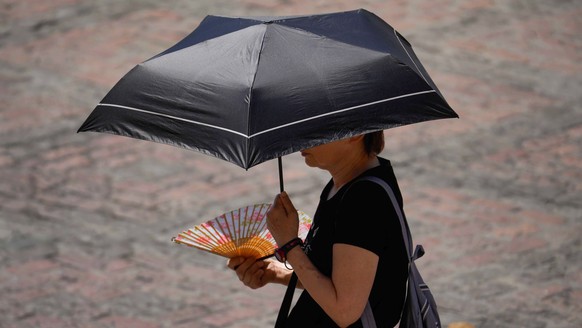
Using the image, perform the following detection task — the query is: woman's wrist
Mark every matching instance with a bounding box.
[270,261,293,285]
[286,245,304,260]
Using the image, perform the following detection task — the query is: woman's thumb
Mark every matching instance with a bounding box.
[227,257,245,270]
[280,191,296,214]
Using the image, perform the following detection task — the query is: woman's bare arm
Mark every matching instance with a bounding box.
[286,243,378,327]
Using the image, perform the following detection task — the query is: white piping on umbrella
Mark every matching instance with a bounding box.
[96,103,249,138]
[97,89,437,140]
[248,89,436,138]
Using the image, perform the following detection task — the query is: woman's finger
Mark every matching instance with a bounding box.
[267,194,285,222]
[279,192,297,216]
[249,268,265,289]
[272,194,284,212]
[227,257,245,270]
[236,258,256,277]
[241,260,264,285]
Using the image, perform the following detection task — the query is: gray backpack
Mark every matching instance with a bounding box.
[357,176,442,328]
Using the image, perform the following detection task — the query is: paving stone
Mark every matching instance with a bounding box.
[1,0,580,327]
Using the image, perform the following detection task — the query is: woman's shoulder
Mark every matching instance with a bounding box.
[341,157,403,206]
[350,157,395,188]
[341,178,388,204]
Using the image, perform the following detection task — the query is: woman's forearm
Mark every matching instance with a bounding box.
[285,244,378,327]
[286,248,356,327]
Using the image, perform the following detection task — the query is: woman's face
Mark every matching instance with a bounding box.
[300,138,360,171]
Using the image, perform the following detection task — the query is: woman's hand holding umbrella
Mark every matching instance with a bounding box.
[266,192,300,247]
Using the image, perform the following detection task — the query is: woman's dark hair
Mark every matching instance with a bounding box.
[363,131,385,155]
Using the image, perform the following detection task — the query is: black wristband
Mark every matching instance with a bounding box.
[275,237,303,263]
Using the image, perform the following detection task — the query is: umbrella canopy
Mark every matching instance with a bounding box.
[78,9,458,170]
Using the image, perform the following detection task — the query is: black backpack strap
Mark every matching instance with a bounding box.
[274,272,298,328]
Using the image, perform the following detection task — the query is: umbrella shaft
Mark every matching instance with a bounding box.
[278,157,284,193]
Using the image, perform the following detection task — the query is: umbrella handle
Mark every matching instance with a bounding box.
[278,157,284,193]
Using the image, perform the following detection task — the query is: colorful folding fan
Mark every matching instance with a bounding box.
[172,203,312,259]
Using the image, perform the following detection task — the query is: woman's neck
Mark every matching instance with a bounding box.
[327,155,379,199]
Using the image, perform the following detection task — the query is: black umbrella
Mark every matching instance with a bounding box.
[78,9,458,191]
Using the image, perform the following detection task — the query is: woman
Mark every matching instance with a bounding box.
[228,131,409,327]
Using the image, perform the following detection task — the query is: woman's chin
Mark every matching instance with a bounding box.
[303,157,317,168]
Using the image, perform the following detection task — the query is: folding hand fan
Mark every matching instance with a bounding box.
[172,203,312,259]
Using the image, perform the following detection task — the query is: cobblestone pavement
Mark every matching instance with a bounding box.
[1,0,581,327]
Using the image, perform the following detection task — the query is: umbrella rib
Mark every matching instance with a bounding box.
[244,24,269,167]
[394,29,429,85]
[248,90,437,138]
[96,103,249,138]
